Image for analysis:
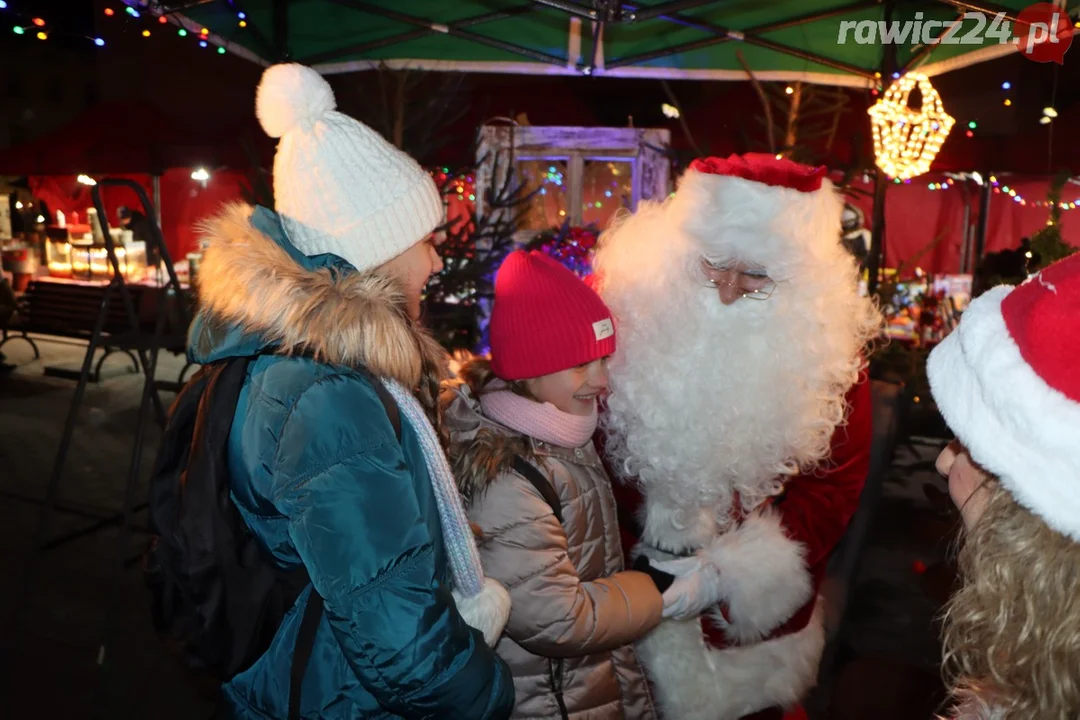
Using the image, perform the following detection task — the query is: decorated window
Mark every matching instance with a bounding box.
[475,125,671,237]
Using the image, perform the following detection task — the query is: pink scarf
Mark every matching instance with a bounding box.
[479,389,598,448]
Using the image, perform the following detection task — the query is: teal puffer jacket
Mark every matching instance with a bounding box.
[187,204,514,719]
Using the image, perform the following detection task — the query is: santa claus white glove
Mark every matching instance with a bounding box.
[651,556,723,620]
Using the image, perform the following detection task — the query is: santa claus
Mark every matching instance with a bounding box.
[591,154,883,720]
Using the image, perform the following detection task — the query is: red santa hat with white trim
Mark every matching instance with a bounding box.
[666,153,842,272]
[928,253,1080,541]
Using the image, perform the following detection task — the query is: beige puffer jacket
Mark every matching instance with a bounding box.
[442,380,662,720]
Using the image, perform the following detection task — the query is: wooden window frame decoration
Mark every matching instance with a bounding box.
[475,124,672,243]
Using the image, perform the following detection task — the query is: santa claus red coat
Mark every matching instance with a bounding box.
[608,370,871,719]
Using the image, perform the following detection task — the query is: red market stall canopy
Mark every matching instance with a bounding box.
[25,171,251,262]
[163,0,1061,86]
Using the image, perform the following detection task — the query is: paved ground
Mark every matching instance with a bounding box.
[0,336,957,720]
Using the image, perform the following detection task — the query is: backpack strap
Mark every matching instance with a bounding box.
[288,590,324,720]
[512,456,562,525]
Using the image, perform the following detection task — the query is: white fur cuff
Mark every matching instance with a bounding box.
[702,511,812,643]
[453,577,511,647]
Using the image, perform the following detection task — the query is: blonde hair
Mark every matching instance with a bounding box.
[942,480,1080,718]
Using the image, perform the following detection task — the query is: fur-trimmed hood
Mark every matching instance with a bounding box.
[188,203,445,388]
[440,378,535,503]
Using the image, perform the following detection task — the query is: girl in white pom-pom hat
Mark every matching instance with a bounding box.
[184,63,514,719]
[928,252,1080,719]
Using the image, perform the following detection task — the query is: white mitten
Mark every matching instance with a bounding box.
[652,555,723,620]
[452,577,511,647]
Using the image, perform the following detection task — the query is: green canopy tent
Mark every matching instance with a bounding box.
[155,0,1064,287]
[162,0,1041,85]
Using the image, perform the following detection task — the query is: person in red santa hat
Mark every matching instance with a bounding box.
[589,153,883,720]
[929,253,1080,719]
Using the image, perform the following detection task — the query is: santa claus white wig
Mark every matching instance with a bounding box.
[595,155,881,532]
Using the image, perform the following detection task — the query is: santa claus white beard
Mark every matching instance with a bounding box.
[600,248,874,535]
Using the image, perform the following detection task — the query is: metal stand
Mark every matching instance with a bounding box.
[3,179,192,717]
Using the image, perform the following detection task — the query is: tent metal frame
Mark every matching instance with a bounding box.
[184,0,1035,82]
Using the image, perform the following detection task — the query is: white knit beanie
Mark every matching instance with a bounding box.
[255,63,444,272]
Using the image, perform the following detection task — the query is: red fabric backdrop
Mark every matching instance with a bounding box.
[842,173,1080,276]
[29,169,249,261]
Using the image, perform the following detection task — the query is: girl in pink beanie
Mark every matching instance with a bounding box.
[441,251,699,719]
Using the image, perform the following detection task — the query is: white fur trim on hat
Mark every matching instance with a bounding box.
[452,577,511,648]
[928,285,1080,542]
[256,63,444,272]
[669,169,843,279]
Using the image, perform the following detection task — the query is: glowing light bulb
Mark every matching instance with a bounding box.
[178,28,187,36]
[1004,99,1011,106]
[32,17,45,26]
[217,46,225,54]
[1043,107,1058,118]
[239,20,247,28]
[199,40,207,47]
[785,86,794,95]
[36,31,46,40]
[104,7,113,15]
[126,6,139,16]
[94,37,104,46]
[13,26,25,35]
[142,29,150,37]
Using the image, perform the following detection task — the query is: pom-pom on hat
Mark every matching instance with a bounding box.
[489,251,616,381]
[669,153,842,273]
[928,253,1080,541]
[255,63,443,272]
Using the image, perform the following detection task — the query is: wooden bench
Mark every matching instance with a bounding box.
[0,279,189,382]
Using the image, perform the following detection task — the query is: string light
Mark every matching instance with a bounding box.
[785,86,794,95]
[94,37,104,46]
[31,17,44,26]
[142,29,150,37]
[104,7,113,15]
[239,20,247,28]
[1001,81,1011,90]
[158,15,168,24]
[126,6,139,17]
[199,40,207,48]
[36,30,45,40]
[12,26,23,34]
[868,73,954,181]
[178,28,187,36]
[1004,98,1012,106]
[217,46,225,54]
[1043,107,1058,118]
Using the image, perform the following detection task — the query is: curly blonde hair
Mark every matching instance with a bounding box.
[942,480,1080,718]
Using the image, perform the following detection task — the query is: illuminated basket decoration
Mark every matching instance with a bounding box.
[868,73,955,181]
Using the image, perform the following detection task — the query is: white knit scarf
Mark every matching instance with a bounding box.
[383,380,485,598]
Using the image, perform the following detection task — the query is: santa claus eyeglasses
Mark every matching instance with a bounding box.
[699,257,777,300]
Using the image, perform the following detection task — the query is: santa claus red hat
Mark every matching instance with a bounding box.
[928,253,1080,541]
[668,153,841,270]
